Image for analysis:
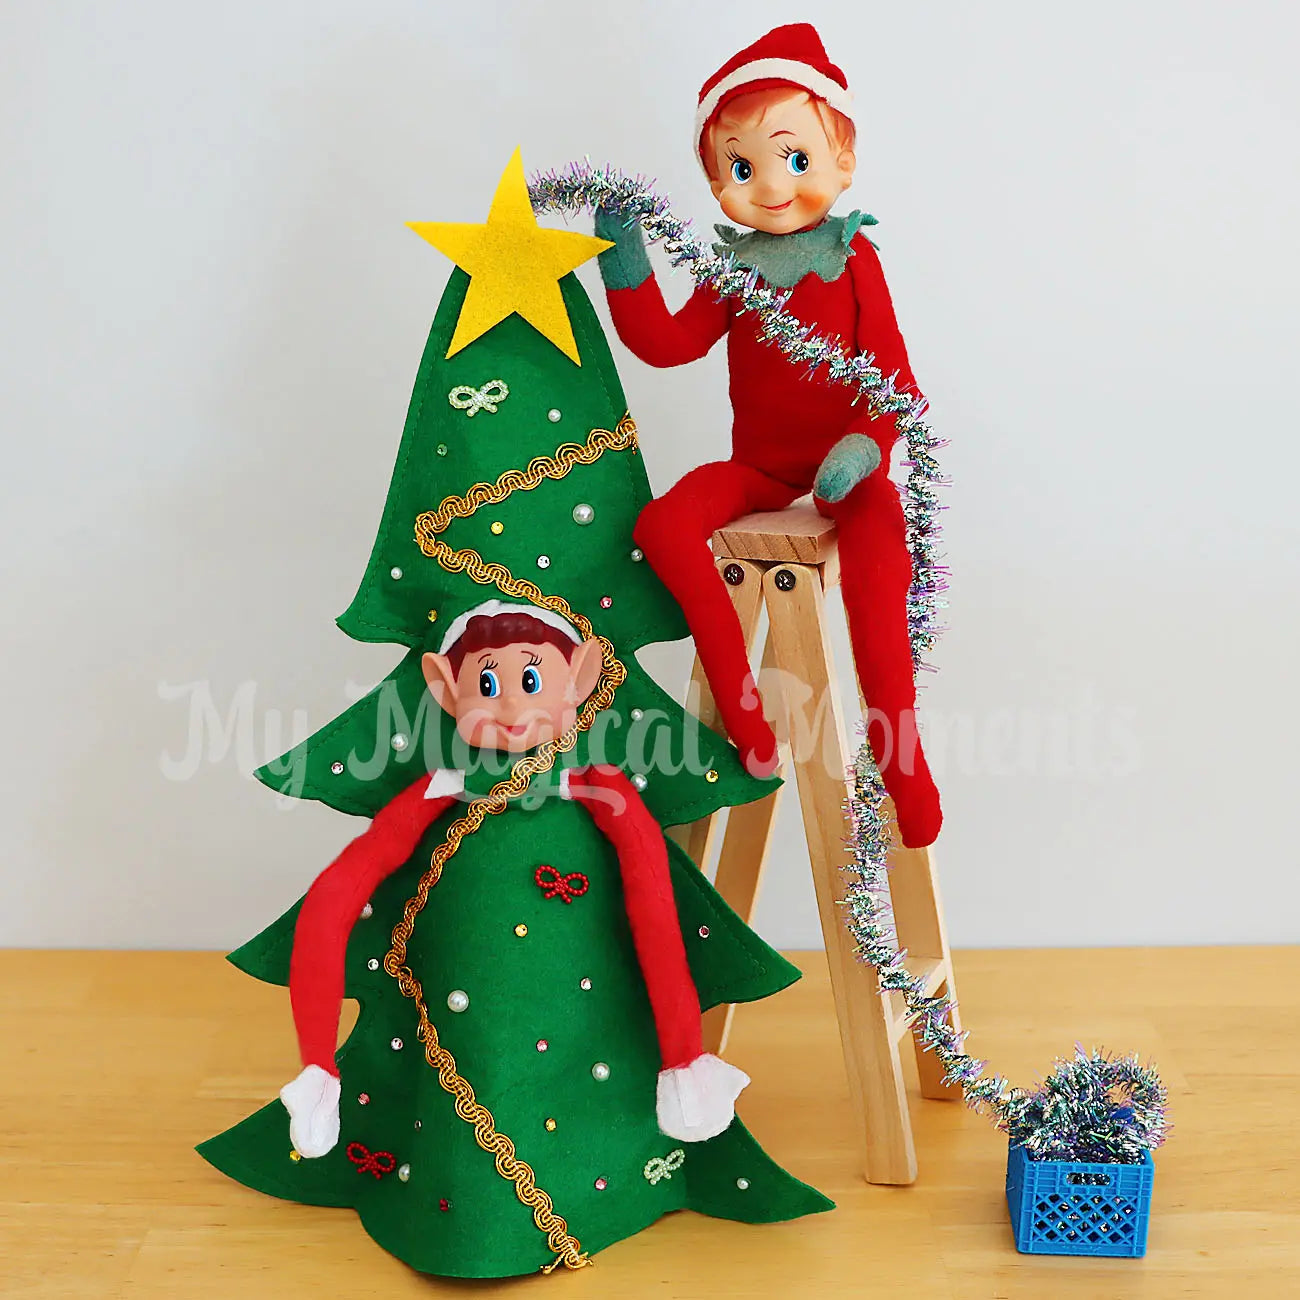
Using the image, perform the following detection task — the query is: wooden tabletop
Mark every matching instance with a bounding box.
[2,946,1297,1298]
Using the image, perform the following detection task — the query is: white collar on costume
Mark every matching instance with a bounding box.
[423,767,574,800]
[425,769,466,798]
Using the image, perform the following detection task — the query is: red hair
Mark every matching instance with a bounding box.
[700,86,855,181]
[443,613,577,673]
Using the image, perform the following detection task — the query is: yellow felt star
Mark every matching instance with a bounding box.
[408,149,612,365]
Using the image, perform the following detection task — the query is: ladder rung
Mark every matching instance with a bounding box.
[884,956,949,1042]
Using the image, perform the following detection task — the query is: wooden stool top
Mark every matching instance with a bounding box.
[711,501,837,566]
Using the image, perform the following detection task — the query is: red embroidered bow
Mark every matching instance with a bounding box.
[347,1142,397,1179]
[534,864,590,904]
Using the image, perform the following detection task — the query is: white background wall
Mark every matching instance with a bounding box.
[3,0,1297,951]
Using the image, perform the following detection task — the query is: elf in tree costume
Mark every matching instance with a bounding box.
[197,152,831,1278]
[595,22,943,847]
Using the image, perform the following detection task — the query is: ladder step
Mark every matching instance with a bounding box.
[712,503,837,565]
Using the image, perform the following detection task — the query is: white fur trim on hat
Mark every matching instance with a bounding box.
[694,57,854,173]
[436,599,581,656]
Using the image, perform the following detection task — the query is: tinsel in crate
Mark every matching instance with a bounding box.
[846,744,1169,1256]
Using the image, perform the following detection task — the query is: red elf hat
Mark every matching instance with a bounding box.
[694,23,854,171]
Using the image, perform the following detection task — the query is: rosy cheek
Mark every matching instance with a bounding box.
[798,183,832,213]
[719,189,754,223]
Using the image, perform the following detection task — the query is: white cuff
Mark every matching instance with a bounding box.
[656,1053,750,1143]
[280,1064,341,1158]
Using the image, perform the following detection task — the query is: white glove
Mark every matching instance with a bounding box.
[656,1053,750,1142]
[280,1064,341,1158]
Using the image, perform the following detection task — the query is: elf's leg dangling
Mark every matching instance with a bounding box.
[817,472,943,848]
[634,460,801,776]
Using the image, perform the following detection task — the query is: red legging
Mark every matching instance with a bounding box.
[634,460,942,848]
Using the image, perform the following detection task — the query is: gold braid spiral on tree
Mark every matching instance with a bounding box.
[383,414,639,1273]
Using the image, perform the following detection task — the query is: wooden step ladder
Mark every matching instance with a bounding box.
[670,503,960,1186]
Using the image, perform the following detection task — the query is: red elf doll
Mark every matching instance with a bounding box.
[594,22,942,847]
[278,602,750,1163]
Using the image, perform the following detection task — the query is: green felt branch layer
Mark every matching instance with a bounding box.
[337,269,683,654]
[199,798,831,1276]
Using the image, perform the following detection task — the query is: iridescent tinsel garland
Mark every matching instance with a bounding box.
[849,747,1169,1162]
[528,160,947,673]
[529,161,1168,1162]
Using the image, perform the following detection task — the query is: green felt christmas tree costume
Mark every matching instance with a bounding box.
[196,158,832,1277]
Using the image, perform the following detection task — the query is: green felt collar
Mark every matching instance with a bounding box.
[712,210,878,288]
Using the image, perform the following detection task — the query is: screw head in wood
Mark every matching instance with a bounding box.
[723,563,745,586]
[774,568,797,591]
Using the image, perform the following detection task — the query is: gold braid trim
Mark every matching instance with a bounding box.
[384,414,639,1274]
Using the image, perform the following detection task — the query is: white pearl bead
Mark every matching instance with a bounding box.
[447,989,469,1013]
[330,761,344,775]
[537,555,551,569]
[390,566,403,580]
[390,1037,403,1051]
[360,903,373,919]
[591,1062,611,1081]
[367,958,380,971]
[548,408,562,422]
[631,773,647,791]
[736,1177,750,1190]
[579,977,592,991]
[629,708,644,722]
[630,548,644,562]
[398,1163,411,1182]
[391,733,409,751]
[572,503,595,525]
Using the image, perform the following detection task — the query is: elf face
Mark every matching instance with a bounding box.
[423,639,603,753]
[708,91,855,235]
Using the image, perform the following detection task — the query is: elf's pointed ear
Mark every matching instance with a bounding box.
[569,639,604,706]
[837,147,856,189]
[709,176,726,202]
[422,652,458,717]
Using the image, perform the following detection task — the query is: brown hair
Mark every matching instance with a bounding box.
[700,86,855,181]
[443,612,577,673]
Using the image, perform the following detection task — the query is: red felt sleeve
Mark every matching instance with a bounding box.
[606,278,730,368]
[569,766,704,1069]
[288,776,456,1075]
[846,234,924,461]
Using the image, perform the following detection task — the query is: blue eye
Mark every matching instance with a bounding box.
[521,666,543,695]
[478,669,500,698]
[729,157,753,184]
[785,150,810,176]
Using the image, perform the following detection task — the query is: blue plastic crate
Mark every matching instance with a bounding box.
[1006,1142,1154,1257]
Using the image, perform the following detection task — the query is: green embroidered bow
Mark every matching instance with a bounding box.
[448,378,510,416]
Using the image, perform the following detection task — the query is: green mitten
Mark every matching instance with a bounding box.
[813,434,882,503]
[595,207,653,291]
